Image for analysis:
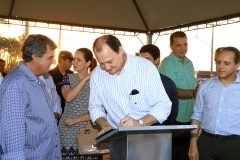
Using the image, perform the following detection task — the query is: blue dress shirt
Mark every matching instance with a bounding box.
[191,74,240,135]
[89,54,172,128]
[0,62,62,160]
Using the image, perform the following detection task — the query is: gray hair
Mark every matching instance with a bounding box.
[21,34,57,62]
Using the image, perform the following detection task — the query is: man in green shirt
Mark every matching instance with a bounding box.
[159,31,197,160]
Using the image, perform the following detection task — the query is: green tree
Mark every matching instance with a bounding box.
[0,18,11,27]
[0,19,28,72]
[0,34,27,72]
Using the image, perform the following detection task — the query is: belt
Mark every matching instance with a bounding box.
[202,130,240,140]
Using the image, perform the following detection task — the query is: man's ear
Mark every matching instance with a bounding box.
[32,54,38,63]
[119,45,123,54]
[170,44,173,51]
[154,57,160,66]
[236,62,240,71]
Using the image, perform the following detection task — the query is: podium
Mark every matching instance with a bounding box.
[96,125,197,160]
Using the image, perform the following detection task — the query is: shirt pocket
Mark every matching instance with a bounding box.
[129,94,147,112]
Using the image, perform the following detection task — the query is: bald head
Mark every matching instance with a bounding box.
[93,35,122,54]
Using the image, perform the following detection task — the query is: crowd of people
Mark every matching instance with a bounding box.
[0,31,240,160]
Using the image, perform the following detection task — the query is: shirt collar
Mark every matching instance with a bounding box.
[170,52,190,64]
[122,53,129,71]
[18,61,38,81]
[235,73,240,83]
[214,73,240,83]
[115,53,129,75]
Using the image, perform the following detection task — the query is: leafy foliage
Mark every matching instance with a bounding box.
[0,33,27,72]
[0,18,11,27]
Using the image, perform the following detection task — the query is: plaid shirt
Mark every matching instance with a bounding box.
[0,62,61,160]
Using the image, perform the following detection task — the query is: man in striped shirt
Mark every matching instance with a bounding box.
[89,35,172,136]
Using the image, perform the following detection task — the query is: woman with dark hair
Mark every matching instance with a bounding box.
[58,48,100,159]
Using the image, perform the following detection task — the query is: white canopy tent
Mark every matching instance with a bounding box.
[0,0,240,35]
[1,0,240,73]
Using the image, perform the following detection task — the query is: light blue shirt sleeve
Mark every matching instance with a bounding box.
[1,152,25,160]
[89,71,107,124]
[0,80,26,160]
[145,61,172,123]
[191,81,204,122]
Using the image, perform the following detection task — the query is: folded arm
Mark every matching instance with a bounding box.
[62,74,90,102]
[65,112,90,127]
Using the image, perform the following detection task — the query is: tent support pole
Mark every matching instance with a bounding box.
[146,33,153,44]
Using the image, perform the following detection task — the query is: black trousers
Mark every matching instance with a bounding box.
[171,120,191,160]
[198,132,240,160]
[152,120,191,160]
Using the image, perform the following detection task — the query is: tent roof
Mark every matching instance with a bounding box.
[1,0,240,34]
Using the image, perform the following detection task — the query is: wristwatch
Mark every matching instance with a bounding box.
[138,119,144,126]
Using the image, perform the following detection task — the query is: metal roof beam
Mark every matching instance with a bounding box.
[8,0,15,16]
[0,17,141,36]
[152,13,240,33]
[0,15,148,34]
[132,0,150,32]
[1,13,240,36]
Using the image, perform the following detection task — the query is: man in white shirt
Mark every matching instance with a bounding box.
[89,35,172,135]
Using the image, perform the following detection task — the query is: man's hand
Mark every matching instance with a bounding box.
[120,116,140,127]
[98,125,113,136]
[188,145,199,160]
[95,117,113,136]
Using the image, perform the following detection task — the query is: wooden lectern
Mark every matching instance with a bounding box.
[96,125,197,160]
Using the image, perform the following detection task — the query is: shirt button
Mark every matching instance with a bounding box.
[57,157,59,159]
[56,145,58,147]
